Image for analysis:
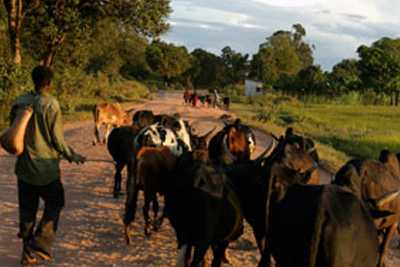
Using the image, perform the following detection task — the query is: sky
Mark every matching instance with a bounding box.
[162,0,400,70]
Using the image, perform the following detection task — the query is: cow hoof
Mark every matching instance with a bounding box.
[222,251,231,264]
[124,225,131,245]
[144,227,152,237]
[152,219,162,231]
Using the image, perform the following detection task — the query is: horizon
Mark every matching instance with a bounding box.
[162,0,400,71]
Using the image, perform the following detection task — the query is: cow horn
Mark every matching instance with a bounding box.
[125,108,135,114]
[271,133,279,142]
[376,190,400,208]
[255,139,276,165]
[200,127,216,139]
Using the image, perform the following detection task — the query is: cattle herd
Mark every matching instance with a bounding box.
[183,90,230,110]
[91,102,400,267]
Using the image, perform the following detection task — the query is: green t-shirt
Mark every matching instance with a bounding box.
[11,91,74,185]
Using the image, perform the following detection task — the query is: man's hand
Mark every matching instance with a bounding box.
[69,153,86,164]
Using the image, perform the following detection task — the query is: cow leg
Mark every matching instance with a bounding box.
[190,245,209,267]
[152,196,161,231]
[211,242,229,267]
[176,244,191,267]
[378,224,397,267]
[93,123,101,145]
[113,162,125,198]
[104,124,111,144]
[124,161,139,245]
[143,191,152,237]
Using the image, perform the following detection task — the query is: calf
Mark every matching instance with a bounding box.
[93,103,133,145]
[128,146,177,239]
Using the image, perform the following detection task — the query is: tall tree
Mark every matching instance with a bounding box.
[189,48,224,88]
[220,46,249,86]
[145,40,192,85]
[3,0,39,64]
[295,65,326,95]
[250,24,314,88]
[357,37,400,105]
[328,59,360,95]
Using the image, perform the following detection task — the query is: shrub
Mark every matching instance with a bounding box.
[0,62,32,128]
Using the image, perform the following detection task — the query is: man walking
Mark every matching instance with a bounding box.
[10,66,86,265]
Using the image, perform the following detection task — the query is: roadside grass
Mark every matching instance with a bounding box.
[231,93,400,171]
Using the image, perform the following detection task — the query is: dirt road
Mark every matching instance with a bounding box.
[1,92,399,266]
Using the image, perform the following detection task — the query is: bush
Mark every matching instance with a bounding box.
[111,80,150,101]
[0,62,32,128]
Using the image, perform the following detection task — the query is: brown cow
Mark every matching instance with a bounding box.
[333,155,400,267]
[92,103,134,145]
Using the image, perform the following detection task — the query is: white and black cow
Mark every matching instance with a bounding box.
[134,115,192,156]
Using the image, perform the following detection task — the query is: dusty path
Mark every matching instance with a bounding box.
[0,92,399,266]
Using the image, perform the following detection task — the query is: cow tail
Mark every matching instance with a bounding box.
[308,188,326,267]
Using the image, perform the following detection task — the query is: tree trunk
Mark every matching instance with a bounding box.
[5,0,23,65]
[396,91,400,106]
[41,35,65,67]
[390,92,394,106]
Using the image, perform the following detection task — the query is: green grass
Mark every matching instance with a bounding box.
[231,93,400,171]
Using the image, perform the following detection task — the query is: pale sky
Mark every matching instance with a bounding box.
[162,0,400,70]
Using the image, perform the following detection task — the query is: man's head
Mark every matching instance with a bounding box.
[32,66,53,93]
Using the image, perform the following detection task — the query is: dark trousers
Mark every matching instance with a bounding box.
[17,179,65,254]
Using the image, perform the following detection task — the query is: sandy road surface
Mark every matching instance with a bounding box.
[1,92,399,266]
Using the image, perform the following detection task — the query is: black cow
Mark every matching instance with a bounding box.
[224,137,380,267]
[132,110,155,129]
[107,126,139,198]
[164,154,243,267]
[107,110,156,198]
[333,154,400,267]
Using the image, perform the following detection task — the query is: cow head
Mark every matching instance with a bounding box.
[285,127,319,163]
[223,119,254,162]
[263,137,319,202]
[132,110,155,129]
[189,126,215,151]
[154,114,192,152]
[135,123,184,156]
[379,149,400,178]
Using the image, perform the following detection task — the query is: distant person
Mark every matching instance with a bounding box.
[192,92,199,107]
[10,66,86,265]
[205,95,212,107]
[183,89,191,104]
[213,89,221,108]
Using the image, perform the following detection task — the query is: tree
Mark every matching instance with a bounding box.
[220,46,249,86]
[357,38,400,105]
[145,41,192,86]
[295,65,326,95]
[250,24,314,89]
[3,0,39,64]
[328,59,360,95]
[4,0,171,66]
[189,48,224,88]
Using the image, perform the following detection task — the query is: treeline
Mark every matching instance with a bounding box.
[2,0,400,124]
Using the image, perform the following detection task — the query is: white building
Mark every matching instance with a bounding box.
[244,79,264,96]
